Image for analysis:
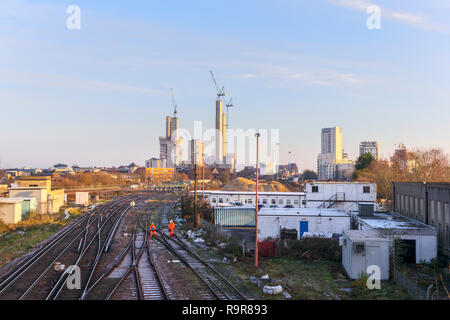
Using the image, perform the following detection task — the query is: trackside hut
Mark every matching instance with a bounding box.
[341,230,390,280]
[356,212,438,263]
[257,208,351,240]
[0,198,23,224]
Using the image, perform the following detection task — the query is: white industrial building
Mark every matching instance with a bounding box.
[305,182,377,212]
[356,211,438,263]
[257,207,351,240]
[75,192,89,206]
[0,198,24,224]
[341,230,390,280]
[192,190,306,208]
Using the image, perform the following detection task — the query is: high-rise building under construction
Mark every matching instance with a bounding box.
[215,99,226,164]
[159,113,182,168]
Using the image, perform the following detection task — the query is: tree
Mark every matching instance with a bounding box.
[355,152,375,170]
[354,148,450,201]
[411,148,450,182]
[301,170,318,181]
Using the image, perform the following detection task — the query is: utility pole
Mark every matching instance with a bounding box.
[255,132,260,268]
[202,153,205,204]
[194,163,198,228]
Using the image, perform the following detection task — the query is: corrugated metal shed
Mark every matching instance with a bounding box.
[214,207,256,227]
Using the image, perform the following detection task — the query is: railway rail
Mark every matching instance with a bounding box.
[83,204,168,300]
[144,204,248,300]
[0,193,151,300]
[0,192,250,300]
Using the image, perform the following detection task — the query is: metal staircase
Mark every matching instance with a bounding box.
[318,192,345,209]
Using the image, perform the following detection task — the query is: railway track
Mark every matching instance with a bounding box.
[0,193,151,300]
[148,204,248,300]
[83,204,168,300]
[0,191,250,300]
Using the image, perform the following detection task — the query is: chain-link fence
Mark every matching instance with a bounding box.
[393,268,449,300]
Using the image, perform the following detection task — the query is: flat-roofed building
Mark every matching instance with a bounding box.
[356,211,438,263]
[8,187,47,214]
[258,207,351,240]
[392,182,450,256]
[15,176,51,191]
[137,167,175,185]
[305,182,377,212]
[191,190,305,208]
[0,198,23,224]
[9,176,65,214]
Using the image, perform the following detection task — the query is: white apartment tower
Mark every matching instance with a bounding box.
[359,141,380,160]
[318,127,343,181]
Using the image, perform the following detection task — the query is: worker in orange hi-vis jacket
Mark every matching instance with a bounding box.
[168,220,175,237]
[149,223,158,238]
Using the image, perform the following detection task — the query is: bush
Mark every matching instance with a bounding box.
[291,237,341,262]
[354,271,370,289]
[0,219,8,234]
[225,236,242,257]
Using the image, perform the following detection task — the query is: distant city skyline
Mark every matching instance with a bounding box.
[1,0,450,171]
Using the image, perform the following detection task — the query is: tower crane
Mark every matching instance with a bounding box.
[170,88,178,117]
[210,70,225,100]
[224,97,234,130]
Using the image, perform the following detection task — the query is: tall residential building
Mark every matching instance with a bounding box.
[189,139,204,165]
[359,141,380,160]
[215,99,226,164]
[317,127,343,180]
[321,127,343,161]
[159,112,182,168]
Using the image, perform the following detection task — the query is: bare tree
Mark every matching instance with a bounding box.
[409,148,450,182]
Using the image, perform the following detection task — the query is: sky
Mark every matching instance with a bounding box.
[1,0,449,171]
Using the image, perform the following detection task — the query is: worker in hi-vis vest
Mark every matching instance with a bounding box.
[149,223,158,238]
[168,220,175,236]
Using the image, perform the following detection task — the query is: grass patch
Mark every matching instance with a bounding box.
[215,256,410,300]
[0,208,83,268]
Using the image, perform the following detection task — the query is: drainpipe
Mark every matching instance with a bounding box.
[424,182,429,225]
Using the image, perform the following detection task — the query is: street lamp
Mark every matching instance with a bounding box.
[255,132,260,268]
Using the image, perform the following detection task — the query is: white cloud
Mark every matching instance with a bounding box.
[233,65,361,87]
[4,71,165,96]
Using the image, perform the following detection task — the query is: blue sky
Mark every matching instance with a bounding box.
[1,0,449,170]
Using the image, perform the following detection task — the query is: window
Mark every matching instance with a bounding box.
[294,200,299,205]
[312,186,319,193]
[279,199,283,205]
[262,199,267,205]
[271,199,276,204]
[212,198,217,203]
[287,199,291,205]
[363,186,370,193]
[248,199,253,204]
[218,198,223,203]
